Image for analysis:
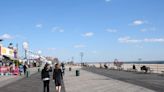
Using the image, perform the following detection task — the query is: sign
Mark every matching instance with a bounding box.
[0,47,14,58]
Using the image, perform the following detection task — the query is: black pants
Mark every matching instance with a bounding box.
[43,80,50,92]
[24,69,26,75]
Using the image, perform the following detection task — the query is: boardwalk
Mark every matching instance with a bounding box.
[0,72,65,92]
[64,67,155,92]
[84,67,164,92]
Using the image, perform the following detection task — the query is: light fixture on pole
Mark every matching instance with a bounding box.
[38,50,42,55]
[0,39,3,42]
[0,39,3,46]
[38,50,42,66]
[23,42,29,60]
[0,39,3,60]
[80,52,84,66]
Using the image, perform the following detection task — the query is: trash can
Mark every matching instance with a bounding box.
[76,70,80,76]
[38,68,40,72]
[0,73,4,76]
[69,67,72,71]
[26,70,30,78]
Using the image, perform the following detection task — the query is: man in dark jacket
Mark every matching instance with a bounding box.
[41,64,50,92]
[23,64,28,75]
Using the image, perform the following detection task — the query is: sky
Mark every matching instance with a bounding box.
[0,0,164,62]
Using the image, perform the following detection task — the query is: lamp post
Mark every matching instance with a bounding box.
[80,52,84,66]
[0,39,3,56]
[138,58,142,67]
[0,39,3,42]
[38,50,42,66]
[23,42,29,63]
[0,39,3,63]
[0,39,3,46]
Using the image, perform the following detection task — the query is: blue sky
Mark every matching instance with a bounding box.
[0,0,164,62]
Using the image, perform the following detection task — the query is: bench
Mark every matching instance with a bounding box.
[126,68,137,72]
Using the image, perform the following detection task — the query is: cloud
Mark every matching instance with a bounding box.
[36,24,43,28]
[0,34,14,39]
[144,38,164,42]
[105,0,111,2]
[106,28,118,33]
[51,27,64,33]
[15,35,27,40]
[140,28,147,32]
[140,27,156,32]
[131,20,145,26]
[74,44,86,48]
[135,45,143,48]
[47,48,56,51]
[118,36,164,43]
[92,51,98,54]
[83,32,94,37]
[118,36,141,43]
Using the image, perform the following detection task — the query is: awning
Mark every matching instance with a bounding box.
[2,55,18,61]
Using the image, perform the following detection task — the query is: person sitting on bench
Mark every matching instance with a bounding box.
[104,63,108,69]
[140,65,148,73]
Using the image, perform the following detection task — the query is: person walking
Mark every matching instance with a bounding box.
[23,63,28,75]
[61,63,65,75]
[19,64,24,76]
[41,64,51,92]
[53,63,63,92]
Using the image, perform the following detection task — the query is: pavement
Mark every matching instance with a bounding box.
[1,66,162,92]
[83,67,164,92]
[0,71,65,92]
[64,67,155,92]
[0,67,41,88]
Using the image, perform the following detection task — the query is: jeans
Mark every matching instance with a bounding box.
[43,80,50,92]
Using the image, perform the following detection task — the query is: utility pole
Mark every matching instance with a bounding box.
[23,42,29,64]
[80,52,84,66]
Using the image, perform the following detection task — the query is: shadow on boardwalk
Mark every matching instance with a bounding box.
[83,67,164,92]
[0,73,65,92]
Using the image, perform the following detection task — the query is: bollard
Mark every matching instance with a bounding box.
[69,67,72,71]
[26,70,30,78]
[38,68,40,72]
[76,70,80,76]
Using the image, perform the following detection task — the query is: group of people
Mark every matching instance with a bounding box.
[41,63,64,92]
[0,61,28,76]
[133,64,149,73]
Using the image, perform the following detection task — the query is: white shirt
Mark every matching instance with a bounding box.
[43,78,50,81]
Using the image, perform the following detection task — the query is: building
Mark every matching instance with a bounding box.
[46,56,59,64]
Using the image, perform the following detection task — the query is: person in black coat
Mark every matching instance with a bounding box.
[23,64,28,75]
[41,64,50,92]
[53,63,63,92]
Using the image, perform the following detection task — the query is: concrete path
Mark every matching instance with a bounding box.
[84,67,164,92]
[0,72,65,92]
[64,67,156,92]
[0,67,40,88]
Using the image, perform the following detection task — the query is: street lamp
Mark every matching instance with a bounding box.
[23,42,29,62]
[0,39,3,46]
[80,52,84,66]
[38,50,42,55]
[0,39,3,61]
[38,50,42,66]
[0,39,3,42]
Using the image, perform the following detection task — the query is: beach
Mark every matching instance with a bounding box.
[87,63,164,73]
